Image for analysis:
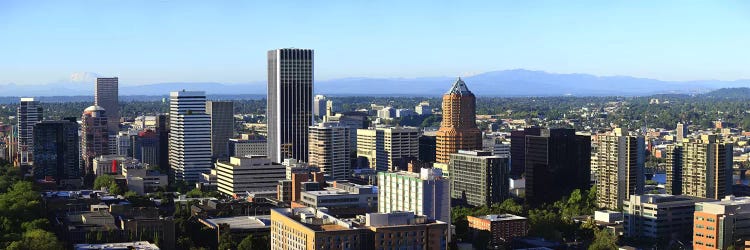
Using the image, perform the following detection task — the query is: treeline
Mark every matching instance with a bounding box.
[0,159,65,249]
[451,188,618,250]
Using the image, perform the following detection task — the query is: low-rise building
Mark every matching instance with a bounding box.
[215,156,285,197]
[467,214,528,246]
[624,194,713,242]
[75,241,160,250]
[270,207,448,250]
[200,215,271,244]
[299,181,377,216]
[92,155,129,176]
[122,164,167,195]
[694,196,750,250]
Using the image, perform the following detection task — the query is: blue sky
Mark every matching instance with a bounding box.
[1,1,749,86]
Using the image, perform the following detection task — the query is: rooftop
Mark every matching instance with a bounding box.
[74,241,160,250]
[445,77,473,95]
[203,216,271,230]
[475,214,527,221]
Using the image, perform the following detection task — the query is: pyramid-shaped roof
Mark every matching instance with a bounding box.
[446,77,472,95]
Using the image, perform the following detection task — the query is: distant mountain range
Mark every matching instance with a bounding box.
[3,69,750,97]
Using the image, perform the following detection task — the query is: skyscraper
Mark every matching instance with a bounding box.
[308,122,351,180]
[132,129,160,166]
[169,90,212,182]
[436,78,482,163]
[357,127,420,172]
[206,101,234,161]
[666,135,732,199]
[33,120,79,185]
[449,150,509,207]
[593,128,645,210]
[156,114,170,173]
[95,77,120,133]
[267,48,314,163]
[509,127,541,177]
[81,106,109,175]
[17,97,42,165]
[525,128,591,206]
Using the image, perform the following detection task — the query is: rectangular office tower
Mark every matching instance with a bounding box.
[377,168,451,224]
[449,150,509,207]
[267,48,314,163]
[95,77,120,133]
[33,120,79,185]
[357,127,420,172]
[594,128,645,210]
[206,101,234,161]
[666,135,732,199]
[308,122,351,180]
[509,127,541,177]
[525,128,591,206]
[169,91,212,182]
[17,97,42,165]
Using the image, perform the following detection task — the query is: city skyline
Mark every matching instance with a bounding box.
[2,1,750,87]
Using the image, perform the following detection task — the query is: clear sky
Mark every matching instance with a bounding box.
[1,0,749,86]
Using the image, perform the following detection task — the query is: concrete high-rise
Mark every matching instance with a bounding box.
[267,48,314,163]
[377,168,451,224]
[81,106,109,175]
[525,128,591,206]
[593,128,645,210]
[206,101,234,161]
[666,135,732,199]
[169,90,212,182]
[676,122,687,142]
[436,78,482,163]
[308,122,351,180]
[357,127,420,172]
[33,119,79,185]
[95,77,120,133]
[313,95,327,119]
[509,127,541,177]
[449,150,509,207]
[17,97,42,165]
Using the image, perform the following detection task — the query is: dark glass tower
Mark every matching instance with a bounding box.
[524,128,591,206]
[33,120,79,184]
[509,127,541,178]
[267,48,314,163]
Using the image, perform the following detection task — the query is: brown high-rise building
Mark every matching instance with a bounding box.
[436,78,482,163]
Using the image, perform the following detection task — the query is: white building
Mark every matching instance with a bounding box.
[357,127,420,171]
[123,162,167,195]
[169,90,212,182]
[228,135,267,158]
[215,156,285,196]
[415,101,432,115]
[92,155,129,176]
[282,158,318,180]
[377,168,451,224]
[308,122,351,180]
[116,130,138,156]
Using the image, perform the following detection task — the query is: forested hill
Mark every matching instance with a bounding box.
[700,87,750,99]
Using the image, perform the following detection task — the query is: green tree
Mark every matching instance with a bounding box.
[589,229,617,250]
[237,235,270,250]
[6,229,64,250]
[218,232,236,250]
[186,188,204,198]
[93,175,115,190]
